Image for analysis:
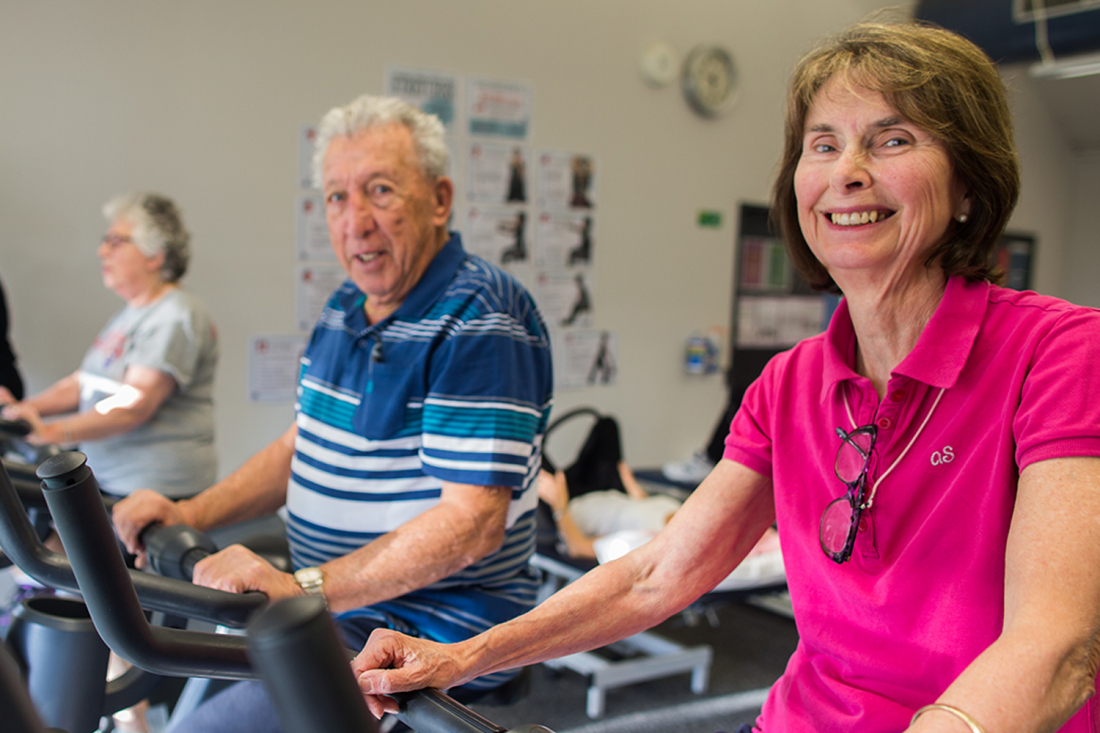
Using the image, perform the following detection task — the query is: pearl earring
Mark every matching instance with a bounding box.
[957,213,968,224]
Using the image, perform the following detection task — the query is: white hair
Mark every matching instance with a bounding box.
[102,192,191,283]
[311,94,448,189]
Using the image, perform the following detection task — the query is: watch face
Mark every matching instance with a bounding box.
[295,567,323,588]
[682,45,738,118]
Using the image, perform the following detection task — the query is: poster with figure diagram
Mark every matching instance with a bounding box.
[534,270,594,329]
[537,150,596,210]
[467,141,530,204]
[552,329,618,389]
[296,193,333,261]
[295,264,347,332]
[535,210,594,271]
[464,206,533,289]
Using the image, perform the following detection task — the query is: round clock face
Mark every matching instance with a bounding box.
[682,45,738,118]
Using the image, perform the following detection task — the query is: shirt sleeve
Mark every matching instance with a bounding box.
[723,355,782,479]
[1014,306,1100,470]
[126,297,212,390]
[419,294,553,489]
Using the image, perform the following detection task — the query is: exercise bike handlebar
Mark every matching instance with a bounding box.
[38,451,257,679]
[248,594,553,733]
[39,451,554,733]
[0,458,264,628]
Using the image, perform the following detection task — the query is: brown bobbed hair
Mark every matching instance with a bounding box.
[772,22,1020,293]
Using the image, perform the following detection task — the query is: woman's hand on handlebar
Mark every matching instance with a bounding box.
[191,544,300,599]
[112,488,189,566]
[0,401,48,444]
[0,386,15,405]
[352,630,473,718]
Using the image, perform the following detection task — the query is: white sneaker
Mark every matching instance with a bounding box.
[661,451,715,484]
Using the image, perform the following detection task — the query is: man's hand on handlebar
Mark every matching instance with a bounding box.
[112,488,190,566]
[352,630,472,718]
[191,544,301,599]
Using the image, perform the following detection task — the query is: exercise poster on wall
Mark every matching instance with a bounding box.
[295,264,347,332]
[466,77,532,140]
[385,66,459,134]
[464,206,533,289]
[553,329,618,389]
[296,193,333,261]
[248,335,306,403]
[466,141,531,204]
[537,150,596,210]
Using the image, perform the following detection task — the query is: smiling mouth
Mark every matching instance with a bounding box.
[354,252,382,264]
[828,210,895,226]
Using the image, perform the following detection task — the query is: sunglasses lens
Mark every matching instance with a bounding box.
[819,496,854,555]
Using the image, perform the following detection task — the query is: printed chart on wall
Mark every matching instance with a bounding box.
[248,336,306,403]
[553,329,618,389]
[386,66,460,134]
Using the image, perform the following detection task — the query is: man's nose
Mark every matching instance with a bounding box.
[344,191,377,237]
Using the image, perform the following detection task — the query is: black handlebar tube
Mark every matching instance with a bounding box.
[0,458,263,627]
[38,452,255,679]
[247,596,382,733]
[248,596,551,733]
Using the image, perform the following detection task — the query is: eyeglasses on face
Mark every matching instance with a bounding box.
[101,234,135,248]
[819,424,877,564]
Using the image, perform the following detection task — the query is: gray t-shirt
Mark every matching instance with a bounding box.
[78,288,218,497]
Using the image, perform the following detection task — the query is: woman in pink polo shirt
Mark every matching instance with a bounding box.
[350,22,1100,733]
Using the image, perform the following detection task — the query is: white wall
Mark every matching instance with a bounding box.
[0,1,1075,475]
[1061,151,1100,309]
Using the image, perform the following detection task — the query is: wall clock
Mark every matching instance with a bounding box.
[681,44,738,118]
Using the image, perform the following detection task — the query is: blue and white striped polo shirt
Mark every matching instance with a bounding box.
[286,234,553,677]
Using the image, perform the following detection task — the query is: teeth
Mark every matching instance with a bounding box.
[355,253,380,263]
[830,210,882,226]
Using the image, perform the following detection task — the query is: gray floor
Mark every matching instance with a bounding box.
[471,600,799,733]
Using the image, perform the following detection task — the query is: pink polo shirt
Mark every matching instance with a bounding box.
[726,276,1100,732]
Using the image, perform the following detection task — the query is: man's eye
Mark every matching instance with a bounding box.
[326,192,345,205]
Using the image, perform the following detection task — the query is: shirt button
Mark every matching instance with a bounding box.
[858,519,868,533]
[877,417,892,429]
[890,390,905,402]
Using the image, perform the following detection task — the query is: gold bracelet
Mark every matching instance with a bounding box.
[911,704,985,733]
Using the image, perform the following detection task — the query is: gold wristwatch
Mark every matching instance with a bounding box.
[293,566,326,605]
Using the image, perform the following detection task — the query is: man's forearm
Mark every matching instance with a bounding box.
[321,485,509,613]
[179,425,296,531]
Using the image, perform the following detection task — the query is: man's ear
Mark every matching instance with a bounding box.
[432,177,454,227]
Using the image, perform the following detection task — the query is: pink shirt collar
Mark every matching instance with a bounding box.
[821,275,989,401]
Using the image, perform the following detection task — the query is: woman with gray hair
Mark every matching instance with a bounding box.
[1,192,218,499]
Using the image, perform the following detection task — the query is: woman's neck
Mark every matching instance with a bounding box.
[842,268,947,399]
[126,279,175,309]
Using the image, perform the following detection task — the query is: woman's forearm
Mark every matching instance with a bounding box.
[24,373,80,417]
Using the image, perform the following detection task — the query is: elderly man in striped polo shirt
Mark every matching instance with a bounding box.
[113,94,553,733]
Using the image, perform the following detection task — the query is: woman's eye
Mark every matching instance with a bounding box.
[811,142,837,154]
[882,136,910,148]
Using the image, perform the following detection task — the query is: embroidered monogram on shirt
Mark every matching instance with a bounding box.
[930,446,954,466]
